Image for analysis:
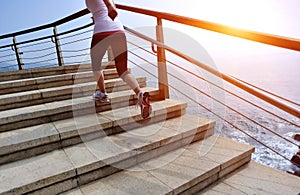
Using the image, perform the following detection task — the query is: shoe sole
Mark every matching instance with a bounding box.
[93,97,110,103]
[140,92,151,119]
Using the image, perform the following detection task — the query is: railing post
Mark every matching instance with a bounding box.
[53,26,64,66]
[13,36,24,70]
[156,18,169,99]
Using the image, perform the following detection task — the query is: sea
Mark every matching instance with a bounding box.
[162,29,300,173]
[1,0,299,174]
[215,48,300,173]
[127,24,300,173]
[1,27,299,174]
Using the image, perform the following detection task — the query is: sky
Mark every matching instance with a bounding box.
[0,0,86,35]
[0,0,298,173]
[0,1,299,85]
[1,0,300,38]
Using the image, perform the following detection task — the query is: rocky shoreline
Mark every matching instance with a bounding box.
[291,134,300,177]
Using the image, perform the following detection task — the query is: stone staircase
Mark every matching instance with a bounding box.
[0,63,255,194]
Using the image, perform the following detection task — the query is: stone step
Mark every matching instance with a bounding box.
[0,64,89,82]
[0,87,159,132]
[0,114,216,194]
[0,77,146,111]
[61,135,254,195]
[0,68,119,95]
[0,98,187,165]
[0,63,116,82]
[199,161,300,195]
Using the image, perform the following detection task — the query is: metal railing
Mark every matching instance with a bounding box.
[0,4,299,170]
[0,9,92,71]
[125,26,300,169]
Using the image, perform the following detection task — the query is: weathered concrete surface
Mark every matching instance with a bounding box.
[200,161,300,195]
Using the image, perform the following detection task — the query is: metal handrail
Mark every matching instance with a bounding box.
[127,39,299,167]
[116,4,300,52]
[0,3,299,169]
[2,4,300,51]
[124,27,300,118]
[0,4,299,117]
[0,9,90,40]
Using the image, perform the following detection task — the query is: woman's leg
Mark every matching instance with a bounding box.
[90,34,109,93]
[122,74,141,94]
[110,33,141,95]
[110,33,151,118]
[93,71,106,93]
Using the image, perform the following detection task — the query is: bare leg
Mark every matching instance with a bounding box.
[90,34,108,94]
[110,33,142,95]
[120,72,140,95]
[109,33,152,118]
[93,70,106,93]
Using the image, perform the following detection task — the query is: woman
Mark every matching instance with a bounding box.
[85,0,151,119]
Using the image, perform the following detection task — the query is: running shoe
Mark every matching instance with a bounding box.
[138,91,152,119]
[93,90,110,103]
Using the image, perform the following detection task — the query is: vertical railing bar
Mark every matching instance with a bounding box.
[12,36,24,70]
[156,17,169,99]
[53,26,64,67]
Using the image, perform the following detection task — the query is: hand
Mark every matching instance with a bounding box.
[107,5,118,20]
[103,0,118,20]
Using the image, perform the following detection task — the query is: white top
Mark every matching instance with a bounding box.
[85,0,124,34]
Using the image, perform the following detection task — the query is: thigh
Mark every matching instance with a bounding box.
[90,34,110,71]
[110,33,128,76]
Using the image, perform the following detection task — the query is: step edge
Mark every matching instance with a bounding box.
[0,87,157,126]
[0,114,213,194]
[0,99,186,157]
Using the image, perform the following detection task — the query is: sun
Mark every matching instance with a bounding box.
[188,0,282,34]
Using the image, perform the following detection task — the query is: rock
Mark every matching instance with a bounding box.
[291,154,300,168]
[294,170,300,177]
[293,134,300,142]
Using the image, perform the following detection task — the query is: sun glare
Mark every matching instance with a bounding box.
[180,0,297,53]
[171,0,299,75]
[190,0,282,34]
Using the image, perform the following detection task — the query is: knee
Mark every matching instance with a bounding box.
[119,69,130,80]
